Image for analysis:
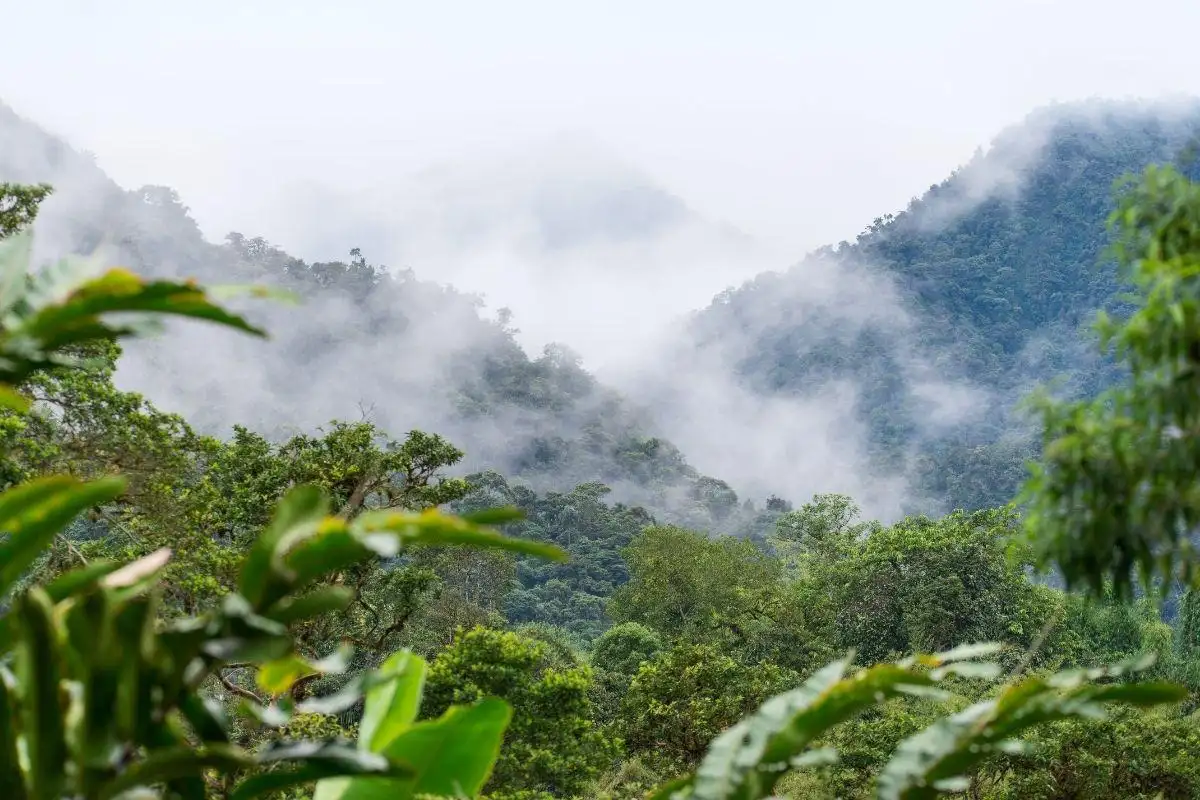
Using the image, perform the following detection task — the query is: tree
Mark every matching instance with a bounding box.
[1022,164,1200,596]
[0,182,51,237]
[770,492,874,567]
[609,526,781,643]
[589,622,663,722]
[810,507,1052,666]
[617,642,792,771]
[422,626,618,799]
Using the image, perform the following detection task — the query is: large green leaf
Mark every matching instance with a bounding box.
[876,660,1188,800]
[20,269,266,346]
[281,526,372,599]
[655,645,1005,800]
[0,475,127,599]
[232,741,410,800]
[357,650,426,753]
[239,485,329,608]
[262,586,355,625]
[256,645,352,695]
[0,244,271,395]
[686,657,940,800]
[459,506,526,526]
[353,507,566,561]
[97,746,251,800]
[17,588,67,800]
[313,698,512,800]
[200,593,292,664]
[0,667,28,800]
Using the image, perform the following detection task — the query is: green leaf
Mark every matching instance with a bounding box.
[23,270,268,345]
[382,699,510,798]
[236,740,410,798]
[205,593,292,662]
[257,655,319,695]
[353,507,566,561]
[0,668,28,800]
[282,527,372,598]
[646,775,695,800]
[678,652,948,800]
[17,588,67,800]
[263,586,354,625]
[179,693,230,744]
[257,646,352,695]
[254,740,398,767]
[1086,682,1188,706]
[460,506,526,526]
[102,547,172,593]
[232,754,406,800]
[295,683,364,716]
[43,560,122,601]
[0,385,29,412]
[314,698,511,800]
[0,476,127,598]
[240,485,329,608]
[207,283,300,305]
[98,746,251,800]
[876,665,1187,800]
[358,650,427,753]
[232,767,347,800]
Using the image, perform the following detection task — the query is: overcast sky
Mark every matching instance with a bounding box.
[6,0,1200,258]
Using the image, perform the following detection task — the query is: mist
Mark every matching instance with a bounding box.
[0,90,1162,525]
[7,0,1200,522]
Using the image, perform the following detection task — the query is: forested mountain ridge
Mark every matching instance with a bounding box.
[673,99,1200,513]
[0,99,771,535]
[7,98,1200,525]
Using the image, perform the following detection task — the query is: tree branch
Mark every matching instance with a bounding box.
[217,668,264,704]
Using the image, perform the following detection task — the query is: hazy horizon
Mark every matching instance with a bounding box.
[8,0,1200,520]
[10,0,1200,259]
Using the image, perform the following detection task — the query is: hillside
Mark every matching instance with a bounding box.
[658,99,1200,513]
[0,100,770,535]
[7,99,1200,522]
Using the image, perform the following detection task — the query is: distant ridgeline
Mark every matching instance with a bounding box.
[0,100,780,539]
[5,99,1200,525]
[684,100,1200,514]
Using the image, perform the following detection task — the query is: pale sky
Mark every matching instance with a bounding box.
[6,0,1200,257]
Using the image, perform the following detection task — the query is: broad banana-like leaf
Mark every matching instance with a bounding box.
[353,506,566,561]
[98,746,251,800]
[876,657,1187,800]
[239,485,329,609]
[0,475,126,600]
[358,650,427,753]
[653,644,1006,800]
[314,698,512,800]
[17,588,68,800]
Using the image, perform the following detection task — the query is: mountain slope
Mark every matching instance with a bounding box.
[0,100,770,533]
[669,99,1200,513]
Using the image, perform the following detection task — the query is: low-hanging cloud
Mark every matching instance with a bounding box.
[4,96,1142,527]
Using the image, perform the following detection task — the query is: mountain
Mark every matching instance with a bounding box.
[0,101,769,535]
[7,97,1199,523]
[652,98,1200,514]
[254,134,774,373]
